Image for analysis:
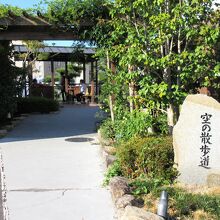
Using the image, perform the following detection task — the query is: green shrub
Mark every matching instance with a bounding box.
[16,97,59,114]
[130,176,170,195]
[114,110,153,141]
[103,160,122,186]
[99,119,116,141]
[100,110,153,142]
[152,113,169,135]
[117,136,178,182]
[0,41,20,122]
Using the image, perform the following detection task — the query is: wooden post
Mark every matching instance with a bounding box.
[51,60,55,87]
[22,61,27,97]
[95,60,98,95]
[65,61,69,93]
[90,61,95,103]
[83,61,86,82]
[28,61,33,96]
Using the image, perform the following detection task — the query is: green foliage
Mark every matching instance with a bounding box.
[100,110,152,142]
[99,68,129,117]
[44,75,61,83]
[103,160,122,186]
[130,177,169,196]
[117,136,178,182]
[16,97,59,114]
[114,110,153,141]
[157,187,220,219]
[99,119,116,141]
[41,0,220,129]
[171,191,220,218]
[0,41,22,122]
[0,5,25,18]
[130,181,220,219]
[152,113,169,135]
[55,62,82,81]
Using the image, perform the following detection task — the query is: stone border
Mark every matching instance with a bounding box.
[97,130,117,168]
[97,129,164,220]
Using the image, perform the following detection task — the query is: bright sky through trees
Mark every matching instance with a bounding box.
[1,0,42,9]
[0,0,74,46]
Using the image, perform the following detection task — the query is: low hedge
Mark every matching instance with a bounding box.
[16,97,59,114]
[117,136,178,183]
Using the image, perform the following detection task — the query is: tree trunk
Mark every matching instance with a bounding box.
[128,65,135,112]
[107,51,116,122]
[109,95,115,122]
[167,104,175,135]
[163,67,176,134]
[129,81,135,112]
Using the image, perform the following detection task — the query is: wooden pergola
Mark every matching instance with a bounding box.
[0,11,92,40]
[0,11,98,102]
[13,44,98,97]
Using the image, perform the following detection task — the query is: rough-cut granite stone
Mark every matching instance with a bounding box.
[115,194,136,209]
[119,206,164,220]
[104,146,117,155]
[109,176,130,202]
[173,94,220,185]
[106,154,116,167]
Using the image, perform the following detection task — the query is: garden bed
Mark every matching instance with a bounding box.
[99,128,220,220]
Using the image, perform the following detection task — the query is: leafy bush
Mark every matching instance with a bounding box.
[16,97,59,114]
[103,160,122,186]
[117,136,178,182]
[130,176,169,195]
[99,119,116,141]
[152,113,169,135]
[0,41,20,122]
[99,110,153,142]
[114,110,153,141]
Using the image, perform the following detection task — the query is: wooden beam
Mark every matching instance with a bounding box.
[0,31,80,40]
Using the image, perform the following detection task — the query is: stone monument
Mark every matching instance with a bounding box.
[173,94,220,186]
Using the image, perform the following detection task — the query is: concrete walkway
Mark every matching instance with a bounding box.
[0,105,115,220]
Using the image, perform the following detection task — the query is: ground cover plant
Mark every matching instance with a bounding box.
[130,179,220,220]
[103,134,220,219]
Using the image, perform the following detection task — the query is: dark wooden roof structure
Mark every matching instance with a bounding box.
[0,11,92,40]
[13,45,96,62]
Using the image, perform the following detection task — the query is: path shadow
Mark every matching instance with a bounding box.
[0,105,99,143]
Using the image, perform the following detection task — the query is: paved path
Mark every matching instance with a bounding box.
[0,105,115,220]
